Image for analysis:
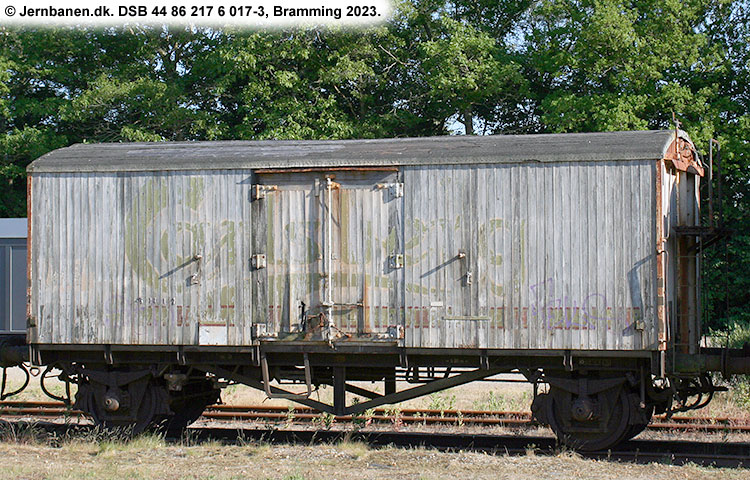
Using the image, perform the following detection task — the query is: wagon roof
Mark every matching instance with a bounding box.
[28,130,692,173]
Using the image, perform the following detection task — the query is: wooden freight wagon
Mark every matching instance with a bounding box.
[15,130,733,449]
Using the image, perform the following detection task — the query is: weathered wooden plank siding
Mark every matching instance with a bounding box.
[262,174,323,335]
[402,161,657,350]
[30,170,256,345]
[29,158,658,351]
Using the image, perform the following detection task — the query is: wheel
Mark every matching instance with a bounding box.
[159,379,220,436]
[623,403,654,441]
[547,384,632,451]
[78,380,163,435]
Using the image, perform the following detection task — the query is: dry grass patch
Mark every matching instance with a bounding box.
[0,436,748,479]
[337,438,372,459]
[96,432,167,456]
[0,419,47,444]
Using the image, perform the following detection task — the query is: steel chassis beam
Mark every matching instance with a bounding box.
[193,364,333,413]
[336,368,506,415]
[195,364,504,416]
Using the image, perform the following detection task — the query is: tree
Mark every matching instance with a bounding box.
[1,3,748,331]
[699,0,750,328]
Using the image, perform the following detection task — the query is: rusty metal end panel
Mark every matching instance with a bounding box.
[663,135,704,176]
[655,160,667,351]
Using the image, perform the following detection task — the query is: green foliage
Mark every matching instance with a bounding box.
[471,389,532,411]
[523,0,716,132]
[418,18,526,134]
[717,323,750,408]
[426,392,456,412]
[0,1,748,330]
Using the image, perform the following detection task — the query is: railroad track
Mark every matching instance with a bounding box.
[2,400,750,433]
[0,418,748,468]
[188,428,750,468]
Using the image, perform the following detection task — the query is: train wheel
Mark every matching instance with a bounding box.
[76,380,165,435]
[623,403,654,441]
[547,384,632,451]
[160,380,221,436]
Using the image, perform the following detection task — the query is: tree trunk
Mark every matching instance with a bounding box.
[463,107,474,135]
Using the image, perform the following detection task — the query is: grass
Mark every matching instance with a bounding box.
[706,322,750,411]
[0,419,46,444]
[97,432,167,455]
[471,390,532,412]
[725,323,750,409]
[337,439,371,459]
[0,422,747,479]
[426,392,457,411]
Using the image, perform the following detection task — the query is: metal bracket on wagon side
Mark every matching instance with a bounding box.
[389,254,404,269]
[376,182,403,199]
[261,353,312,400]
[251,253,267,269]
[251,184,278,200]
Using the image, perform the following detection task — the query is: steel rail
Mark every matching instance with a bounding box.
[2,401,750,432]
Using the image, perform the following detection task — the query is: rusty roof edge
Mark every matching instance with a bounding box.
[660,129,695,157]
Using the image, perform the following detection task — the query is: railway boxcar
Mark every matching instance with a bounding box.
[0,218,27,335]
[0,219,28,370]
[15,130,738,449]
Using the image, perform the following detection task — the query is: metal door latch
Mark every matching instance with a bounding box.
[251,254,267,269]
